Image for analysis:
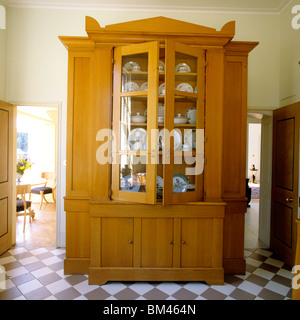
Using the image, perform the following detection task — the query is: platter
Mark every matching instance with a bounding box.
[175,63,191,73]
[158,128,182,151]
[159,60,165,72]
[173,174,188,193]
[124,81,139,92]
[184,129,196,150]
[156,175,163,187]
[158,83,165,95]
[120,174,141,192]
[123,61,141,72]
[158,103,164,117]
[186,108,197,124]
[128,128,147,151]
[140,82,148,91]
[175,83,193,93]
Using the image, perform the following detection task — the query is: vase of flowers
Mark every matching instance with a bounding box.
[16,156,32,182]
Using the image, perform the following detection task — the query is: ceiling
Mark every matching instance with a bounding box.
[3,0,293,14]
[18,106,57,123]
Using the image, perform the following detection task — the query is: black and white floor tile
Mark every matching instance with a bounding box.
[0,246,294,300]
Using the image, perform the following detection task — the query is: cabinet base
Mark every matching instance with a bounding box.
[64,258,90,274]
[223,258,246,275]
[88,267,224,285]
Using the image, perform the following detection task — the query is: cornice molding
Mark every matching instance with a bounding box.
[6,0,294,15]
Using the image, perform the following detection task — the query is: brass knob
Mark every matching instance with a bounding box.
[128,240,133,244]
[182,240,186,245]
[286,198,293,203]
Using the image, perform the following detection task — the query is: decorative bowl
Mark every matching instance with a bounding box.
[174,113,188,124]
[131,112,146,123]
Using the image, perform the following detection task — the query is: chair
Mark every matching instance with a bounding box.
[31,172,56,210]
[16,184,33,233]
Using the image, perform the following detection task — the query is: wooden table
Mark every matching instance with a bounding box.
[16,178,47,186]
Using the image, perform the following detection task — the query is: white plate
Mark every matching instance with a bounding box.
[123,61,141,72]
[158,83,165,95]
[175,63,191,73]
[159,61,165,72]
[140,82,148,91]
[157,175,163,187]
[173,174,188,193]
[158,128,182,151]
[184,129,196,150]
[158,103,164,117]
[120,174,141,192]
[176,83,193,93]
[186,108,197,124]
[124,81,139,92]
[128,128,147,151]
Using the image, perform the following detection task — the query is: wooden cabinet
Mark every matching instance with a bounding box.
[60,16,258,283]
[101,218,134,267]
[181,219,213,267]
[89,203,225,284]
[112,40,205,205]
[141,218,174,267]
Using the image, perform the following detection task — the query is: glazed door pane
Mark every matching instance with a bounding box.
[163,41,205,204]
[112,42,159,204]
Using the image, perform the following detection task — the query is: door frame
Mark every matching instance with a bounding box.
[13,102,64,247]
[246,109,273,248]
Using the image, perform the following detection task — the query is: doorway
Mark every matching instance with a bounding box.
[16,105,57,247]
[245,112,272,249]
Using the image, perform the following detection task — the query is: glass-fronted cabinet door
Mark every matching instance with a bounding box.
[163,41,205,204]
[111,41,159,204]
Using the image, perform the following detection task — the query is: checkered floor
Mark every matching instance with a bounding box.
[0,246,293,300]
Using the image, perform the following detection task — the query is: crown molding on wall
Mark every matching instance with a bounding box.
[5,0,294,15]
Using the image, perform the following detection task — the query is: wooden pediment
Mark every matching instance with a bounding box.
[86,16,234,35]
[85,16,235,46]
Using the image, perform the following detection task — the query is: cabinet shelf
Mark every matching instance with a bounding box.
[120,91,147,97]
[123,71,196,77]
[129,123,196,128]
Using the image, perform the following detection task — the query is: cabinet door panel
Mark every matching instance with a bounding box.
[141,218,173,267]
[101,218,134,267]
[112,41,159,204]
[163,41,205,205]
[181,218,212,267]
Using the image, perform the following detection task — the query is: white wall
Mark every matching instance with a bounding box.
[3,5,297,246]
[248,123,261,183]
[0,1,7,101]
[5,8,281,108]
[279,0,300,107]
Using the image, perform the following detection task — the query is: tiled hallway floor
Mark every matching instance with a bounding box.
[0,246,293,300]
